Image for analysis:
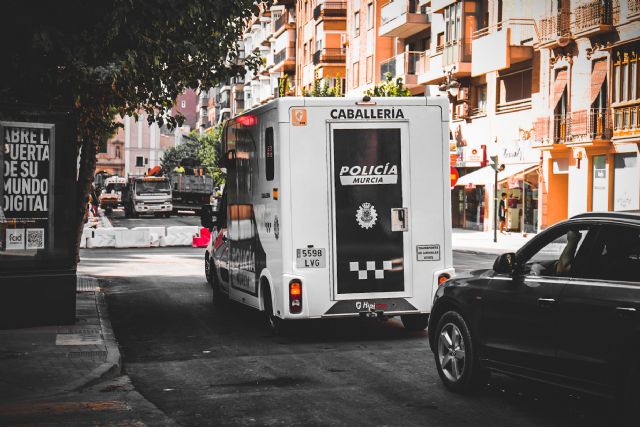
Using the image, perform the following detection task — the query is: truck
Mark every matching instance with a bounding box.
[168,173,215,214]
[98,176,126,213]
[201,97,454,332]
[122,175,173,218]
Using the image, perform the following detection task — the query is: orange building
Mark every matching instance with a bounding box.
[295,0,348,95]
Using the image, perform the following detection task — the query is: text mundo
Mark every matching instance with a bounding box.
[3,126,51,212]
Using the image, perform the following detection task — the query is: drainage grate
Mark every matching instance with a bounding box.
[67,350,108,360]
[77,277,99,292]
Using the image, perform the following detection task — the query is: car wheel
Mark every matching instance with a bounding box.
[204,253,212,285]
[208,260,226,307]
[401,314,429,331]
[263,286,284,335]
[434,311,488,393]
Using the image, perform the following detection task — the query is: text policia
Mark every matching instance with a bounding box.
[3,126,50,212]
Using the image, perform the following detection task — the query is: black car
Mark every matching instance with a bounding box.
[429,212,640,404]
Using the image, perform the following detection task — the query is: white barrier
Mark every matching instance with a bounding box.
[86,227,127,248]
[132,227,166,248]
[80,228,94,249]
[114,228,151,248]
[161,226,200,247]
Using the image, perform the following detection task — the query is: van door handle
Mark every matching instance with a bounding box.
[538,298,555,309]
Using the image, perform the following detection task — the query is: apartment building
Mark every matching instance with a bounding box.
[532,0,640,227]
[296,0,348,94]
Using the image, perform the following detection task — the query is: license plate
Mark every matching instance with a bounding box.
[296,248,326,268]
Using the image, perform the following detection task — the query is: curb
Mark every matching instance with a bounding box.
[67,282,122,392]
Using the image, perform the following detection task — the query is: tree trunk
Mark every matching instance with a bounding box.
[74,136,97,262]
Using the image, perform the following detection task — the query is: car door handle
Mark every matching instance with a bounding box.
[538,298,556,309]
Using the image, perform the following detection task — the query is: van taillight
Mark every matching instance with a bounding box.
[289,280,302,314]
[438,274,450,285]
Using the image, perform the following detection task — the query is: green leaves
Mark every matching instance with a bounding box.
[365,72,411,97]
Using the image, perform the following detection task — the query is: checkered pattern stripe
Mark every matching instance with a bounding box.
[349,260,393,280]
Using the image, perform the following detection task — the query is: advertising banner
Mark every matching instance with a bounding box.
[1,121,54,254]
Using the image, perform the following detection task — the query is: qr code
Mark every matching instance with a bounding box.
[26,228,45,250]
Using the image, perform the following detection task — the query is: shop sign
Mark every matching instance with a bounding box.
[500,140,539,164]
[462,146,483,164]
[450,153,458,167]
[1,122,54,253]
[450,167,459,187]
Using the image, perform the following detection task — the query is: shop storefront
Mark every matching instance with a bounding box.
[498,166,539,233]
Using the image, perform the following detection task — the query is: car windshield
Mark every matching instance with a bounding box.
[136,180,170,195]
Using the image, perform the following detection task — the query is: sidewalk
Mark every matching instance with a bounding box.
[452,228,536,255]
[0,277,120,402]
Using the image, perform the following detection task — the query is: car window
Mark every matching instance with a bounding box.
[584,225,640,283]
[520,226,592,277]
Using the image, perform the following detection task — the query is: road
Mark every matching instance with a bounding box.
[78,236,612,426]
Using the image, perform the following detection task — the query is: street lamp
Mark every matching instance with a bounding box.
[438,66,460,98]
[490,155,505,243]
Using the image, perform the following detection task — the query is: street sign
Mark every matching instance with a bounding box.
[450,166,459,187]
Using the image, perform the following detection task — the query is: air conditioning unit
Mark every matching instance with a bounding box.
[457,87,469,101]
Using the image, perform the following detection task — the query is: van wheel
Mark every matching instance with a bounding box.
[262,286,283,334]
[401,314,429,331]
[208,260,226,307]
[434,311,489,393]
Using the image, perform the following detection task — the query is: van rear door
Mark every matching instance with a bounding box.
[329,123,412,299]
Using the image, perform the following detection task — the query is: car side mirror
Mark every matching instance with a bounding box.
[200,204,218,230]
[493,252,517,274]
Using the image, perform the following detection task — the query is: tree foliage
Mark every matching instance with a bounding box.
[365,72,411,97]
[304,70,343,97]
[1,0,268,255]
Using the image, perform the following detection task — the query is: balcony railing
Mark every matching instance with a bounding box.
[273,11,290,33]
[313,48,346,65]
[537,9,572,45]
[380,51,422,79]
[313,2,347,20]
[472,18,536,46]
[546,109,612,144]
[274,43,295,66]
[613,103,640,135]
[416,50,430,75]
[380,0,419,26]
[442,39,471,66]
[571,0,617,35]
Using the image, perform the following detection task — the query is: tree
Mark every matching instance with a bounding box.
[0,0,267,258]
[365,72,411,97]
[304,70,343,97]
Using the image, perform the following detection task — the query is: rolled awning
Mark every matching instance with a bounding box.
[455,163,539,187]
[552,69,568,108]
[590,60,607,103]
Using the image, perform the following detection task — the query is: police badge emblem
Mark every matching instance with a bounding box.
[356,202,377,229]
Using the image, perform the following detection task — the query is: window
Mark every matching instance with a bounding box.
[265,127,274,181]
[366,55,373,83]
[473,84,487,114]
[136,156,144,167]
[443,2,462,44]
[497,68,532,107]
[613,44,640,104]
[353,61,360,88]
[587,226,640,282]
[354,11,360,37]
[520,226,592,277]
[115,146,121,159]
[181,100,186,109]
[367,3,374,29]
[436,32,445,51]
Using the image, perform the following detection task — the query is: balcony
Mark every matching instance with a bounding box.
[613,102,640,138]
[571,0,616,38]
[197,95,209,108]
[273,11,294,36]
[313,48,346,65]
[313,2,347,21]
[272,43,296,73]
[442,39,472,73]
[379,52,422,87]
[537,9,572,48]
[415,50,430,76]
[471,19,535,76]
[537,109,613,146]
[379,0,430,39]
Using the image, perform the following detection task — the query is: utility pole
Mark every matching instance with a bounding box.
[490,155,505,243]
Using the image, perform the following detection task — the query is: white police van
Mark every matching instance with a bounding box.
[202,97,454,332]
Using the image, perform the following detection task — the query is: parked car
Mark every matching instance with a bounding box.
[429,211,640,408]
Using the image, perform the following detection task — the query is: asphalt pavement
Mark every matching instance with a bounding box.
[75,246,613,427]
